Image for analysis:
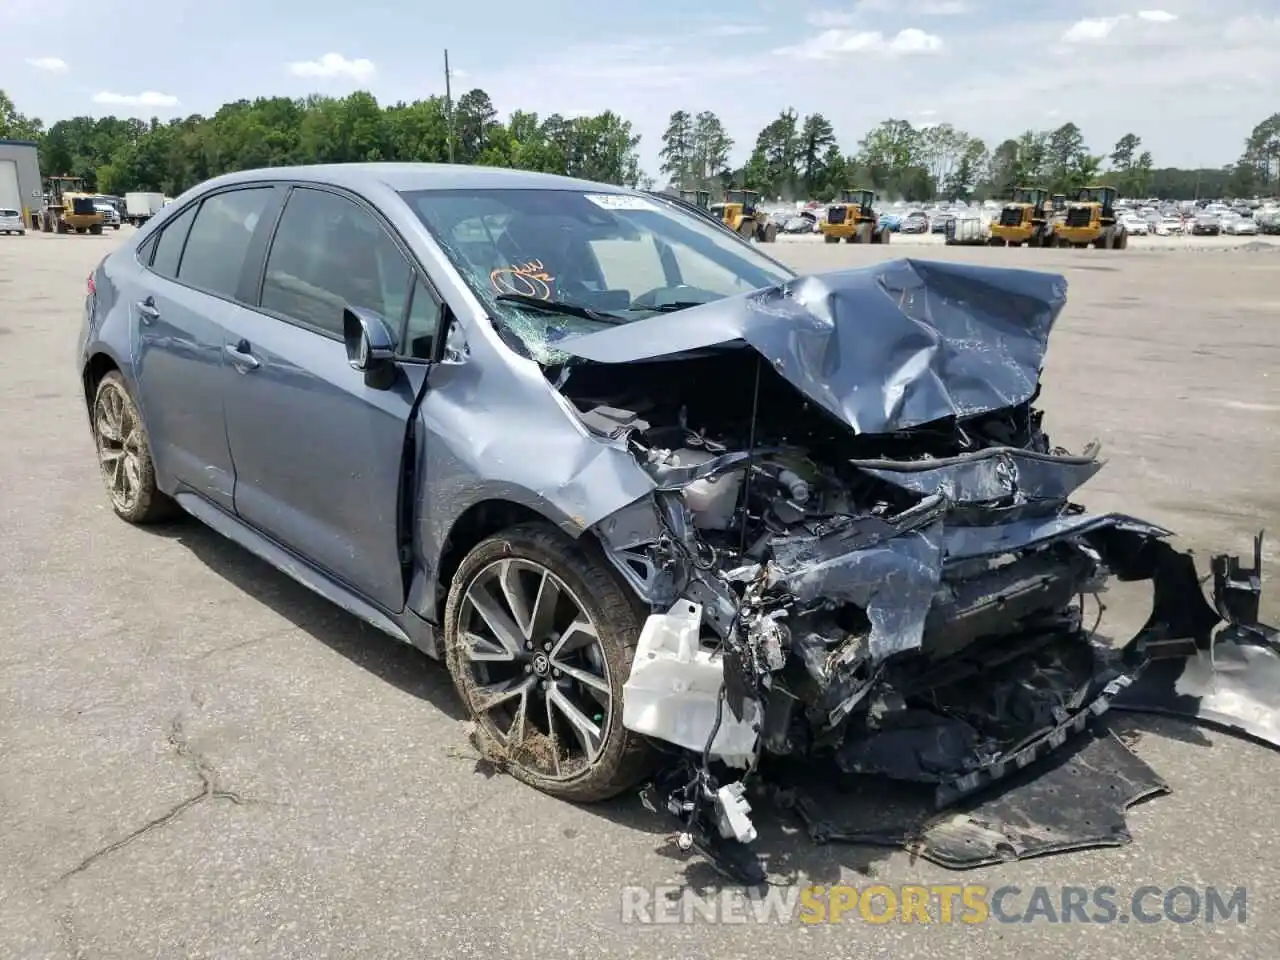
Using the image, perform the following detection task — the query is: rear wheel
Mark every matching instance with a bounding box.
[1114,228,1128,250]
[89,223,103,236]
[443,522,654,802]
[92,372,179,524]
[853,222,873,243]
[762,222,777,243]
[824,234,840,244]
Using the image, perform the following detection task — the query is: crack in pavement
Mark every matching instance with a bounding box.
[54,714,266,884]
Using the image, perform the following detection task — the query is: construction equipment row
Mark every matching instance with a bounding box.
[988,185,1129,249]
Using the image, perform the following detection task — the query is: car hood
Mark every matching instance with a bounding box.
[557,258,1067,436]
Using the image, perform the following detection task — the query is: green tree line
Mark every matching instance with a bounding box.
[2,86,1277,203]
[1,88,646,197]
[664,108,1280,203]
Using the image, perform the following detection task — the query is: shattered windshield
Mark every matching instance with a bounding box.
[400,188,793,363]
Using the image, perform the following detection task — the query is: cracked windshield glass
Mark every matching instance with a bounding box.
[400,188,793,362]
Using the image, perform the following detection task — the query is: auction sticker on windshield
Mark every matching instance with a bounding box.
[585,194,659,211]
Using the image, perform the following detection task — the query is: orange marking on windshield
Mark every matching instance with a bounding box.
[491,259,555,299]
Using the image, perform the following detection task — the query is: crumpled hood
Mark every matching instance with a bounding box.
[558,258,1068,435]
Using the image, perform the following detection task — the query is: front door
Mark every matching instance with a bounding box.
[221,185,430,614]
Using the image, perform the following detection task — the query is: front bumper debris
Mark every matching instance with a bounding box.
[632,532,1276,884]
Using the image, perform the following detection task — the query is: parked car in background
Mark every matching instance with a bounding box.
[1257,209,1280,234]
[899,210,929,233]
[1191,213,1221,236]
[0,207,25,235]
[878,212,903,231]
[1121,214,1149,236]
[93,199,122,230]
[780,213,818,234]
[1221,214,1258,236]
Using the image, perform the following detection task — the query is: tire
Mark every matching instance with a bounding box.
[763,223,777,243]
[879,228,890,244]
[90,223,103,236]
[854,222,873,244]
[1114,228,1128,250]
[91,371,179,524]
[443,522,655,802]
[824,234,840,244]
[112,224,120,231]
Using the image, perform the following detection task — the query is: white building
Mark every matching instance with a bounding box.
[0,139,44,229]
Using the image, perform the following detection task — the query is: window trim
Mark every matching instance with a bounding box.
[251,182,445,360]
[141,183,284,307]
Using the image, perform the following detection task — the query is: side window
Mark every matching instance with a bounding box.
[402,277,439,360]
[176,188,275,298]
[149,205,197,279]
[261,187,411,337]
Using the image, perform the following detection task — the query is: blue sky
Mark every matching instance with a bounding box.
[5,0,1278,177]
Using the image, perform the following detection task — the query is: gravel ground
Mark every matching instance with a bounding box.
[1,228,1279,959]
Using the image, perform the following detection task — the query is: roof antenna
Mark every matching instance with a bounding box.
[737,352,763,560]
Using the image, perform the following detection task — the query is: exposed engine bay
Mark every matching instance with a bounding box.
[547,262,1277,883]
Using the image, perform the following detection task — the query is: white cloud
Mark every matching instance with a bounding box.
[286,52,376,82]
[775,27,943,59]
[807,9,856,27]
[92,90,179,107]
[450,67,469,80]
[706,23,767,36]
[1061,16,1128,42]
[812,0,966,20]
[25,56,68,72]
[1137,10,1178,22]
[890,27,944,52]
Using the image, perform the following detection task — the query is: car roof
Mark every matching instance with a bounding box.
[190,162,634,196]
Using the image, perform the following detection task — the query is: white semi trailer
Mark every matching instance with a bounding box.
[124,192,165,226]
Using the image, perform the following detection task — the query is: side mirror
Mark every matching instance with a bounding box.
[343,305,398,389]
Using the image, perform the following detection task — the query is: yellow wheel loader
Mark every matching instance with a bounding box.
[710,189,778,242]
[1053,185,1128,250]
[679,189,711,210]
[819,188,890,244]
[39,176,105,235]
[988,187,1058,247]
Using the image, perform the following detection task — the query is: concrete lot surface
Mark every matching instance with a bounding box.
[1,228,1278,959]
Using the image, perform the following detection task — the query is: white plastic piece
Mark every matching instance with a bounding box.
[621,601,761,767]
[715,782,758,843]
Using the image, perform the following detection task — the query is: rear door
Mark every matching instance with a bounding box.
[130,186,280,510]
[221,184,438,613]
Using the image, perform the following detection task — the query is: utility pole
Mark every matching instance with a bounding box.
[444,49,455,164]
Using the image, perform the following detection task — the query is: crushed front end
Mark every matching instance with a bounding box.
[553,260,1276,882]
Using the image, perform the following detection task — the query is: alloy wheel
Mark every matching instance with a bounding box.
[458,558,613,780]
[94,381,143,513]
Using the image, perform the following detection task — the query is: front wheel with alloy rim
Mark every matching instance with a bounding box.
[443,522,654,802]
[92,371,178,524]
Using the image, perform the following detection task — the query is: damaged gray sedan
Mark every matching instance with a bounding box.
[80,165,1276,885]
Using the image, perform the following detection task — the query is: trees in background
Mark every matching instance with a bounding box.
[24,89,644,197]
[666,110,1280,203]
[5,86,1276,202]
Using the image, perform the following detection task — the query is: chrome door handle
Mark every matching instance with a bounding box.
[224,341,261,372]
[136,297,160,323]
